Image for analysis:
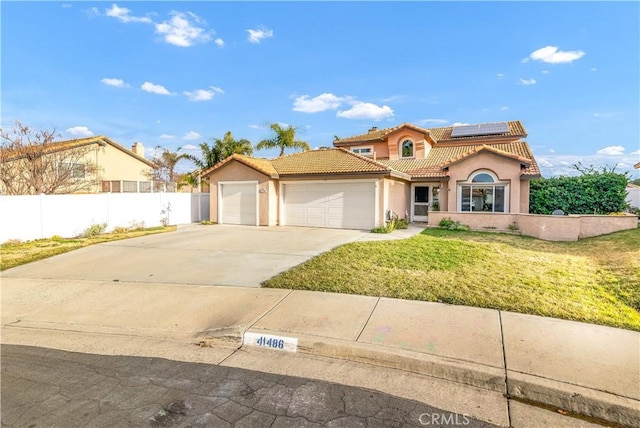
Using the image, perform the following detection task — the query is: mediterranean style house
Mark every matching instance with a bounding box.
[202,120,540,230]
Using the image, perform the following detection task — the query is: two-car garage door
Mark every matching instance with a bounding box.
[282,182,376,230]
[219,180,377,229]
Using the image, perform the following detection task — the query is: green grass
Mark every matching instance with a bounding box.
[263,227,640,331]
[1,226,177,271]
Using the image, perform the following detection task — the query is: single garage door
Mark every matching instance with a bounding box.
[283,181,375,230]
[220,182,257,225]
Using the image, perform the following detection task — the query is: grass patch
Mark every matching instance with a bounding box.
[264,227,640,331]
[1,226,176,271]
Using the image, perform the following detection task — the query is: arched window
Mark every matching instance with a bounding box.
[459,171,508,212]
[401,140,414,158]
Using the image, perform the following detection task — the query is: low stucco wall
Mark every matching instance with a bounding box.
[428,211,637,241]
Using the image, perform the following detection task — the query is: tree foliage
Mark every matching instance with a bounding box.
[0,122,100,195]
[529,163,629,214]
[255,123,309,157]
[148,147,187,183]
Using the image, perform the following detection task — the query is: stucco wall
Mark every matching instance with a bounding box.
[97,145,153,182]
[385,178,410,220]
[386,129,429,160]
[446,151,525,213]
[428,211,637,241]
[626,187,640,208]
[207,162,273,226]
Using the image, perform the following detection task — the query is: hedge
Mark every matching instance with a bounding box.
[529,166,629,215]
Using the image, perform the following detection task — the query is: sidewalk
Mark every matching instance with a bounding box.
[2,278,638,427]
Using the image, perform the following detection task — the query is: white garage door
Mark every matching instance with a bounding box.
[283,181,376,230]
[220,183,257,225]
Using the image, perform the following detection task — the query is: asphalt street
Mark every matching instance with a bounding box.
[1,345,498,428]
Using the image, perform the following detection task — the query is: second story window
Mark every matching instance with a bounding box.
[352,147,373,157]
[401,140,414,158]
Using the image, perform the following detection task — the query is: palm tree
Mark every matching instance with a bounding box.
[255,123,310,157]
[183,131,253,171]
[150,147,188,183]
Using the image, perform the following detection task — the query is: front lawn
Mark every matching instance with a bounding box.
[1,226,177,271]
[263,227,640,331]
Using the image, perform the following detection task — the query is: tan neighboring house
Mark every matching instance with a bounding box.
[1,135,156,194]
[634,162,640,169]
[201,120,540,230]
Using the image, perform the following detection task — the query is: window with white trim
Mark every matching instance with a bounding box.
[352,147,373,157]
[58,162,86,179]
[459,171,507,212]
[400,140,414,158]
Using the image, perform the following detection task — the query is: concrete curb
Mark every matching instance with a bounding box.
[233,329,639,428]
[507,371,640,428]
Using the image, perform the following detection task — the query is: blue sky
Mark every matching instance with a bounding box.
[2,1,639,177]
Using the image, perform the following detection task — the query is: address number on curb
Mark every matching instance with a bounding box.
[244,332,298,352]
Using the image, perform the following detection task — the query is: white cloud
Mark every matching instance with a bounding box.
[105,4,152,24]
[541,70,549,74]
[249,124,265,129]
[596,146,625,155]
[497,73,504,79]
[526,46,585,64]
[159,134,176,139]
[101,77,128,88]
[549,149,556,153]
[501,106,509,111]
[61,3,72,8]
[214,38,224,47]
[419,119,449,125]
[155,11,212,47]
[247,27,273,43]
[336,102,394,121]
[183,131,201,140]
[66,126,94,137]
[590,68,597,72]
[538,159,554,168]
[141,81,173,95]
[293,93,343,113]
[180,144,198,150]
[519,78,537,85]
[184,86,224,102]
[451,122,471,127]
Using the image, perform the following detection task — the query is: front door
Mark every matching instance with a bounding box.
[412,185,429,222]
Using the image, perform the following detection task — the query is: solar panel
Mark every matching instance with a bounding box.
[450,122,509,138]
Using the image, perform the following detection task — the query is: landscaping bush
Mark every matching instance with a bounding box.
[371,226,389,234]
[438,217,469,231]
[396,218,409,229]
[529,164,629,215]
[79,223,107,238]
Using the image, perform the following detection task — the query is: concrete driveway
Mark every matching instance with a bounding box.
[3,224,375,287]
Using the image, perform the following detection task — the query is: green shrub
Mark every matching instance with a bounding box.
[530,164,629,215]
[79,223,107,238]
[371,226,390,234]
[438,217,469,231]
[112,226,130,234]
[396,218,409,229]
[508,222,519,231]
[201,220,214,225]
[50,235,64,241]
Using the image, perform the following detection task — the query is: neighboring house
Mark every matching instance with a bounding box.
[635,162,640,169]
[201,120,540,230]
[1,136,156,194]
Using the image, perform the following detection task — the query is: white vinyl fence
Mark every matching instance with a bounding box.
[627,187,640,209]
[0,193,210,242]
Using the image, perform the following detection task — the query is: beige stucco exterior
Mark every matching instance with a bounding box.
[446,151,526,213]
[91,143,153,183]
[428,211,638,241]
[208,161,275,226]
